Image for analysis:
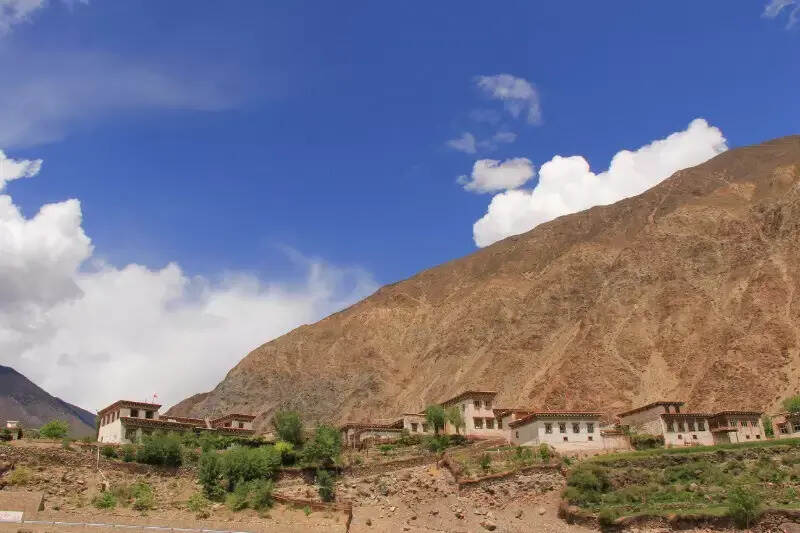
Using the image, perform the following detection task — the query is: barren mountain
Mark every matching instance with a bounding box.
[168,135,800,430]
[0,365,96,436]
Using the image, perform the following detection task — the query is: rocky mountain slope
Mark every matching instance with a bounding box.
[168,135,800,430]
[0,365,96,436]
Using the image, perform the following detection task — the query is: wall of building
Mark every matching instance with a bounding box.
[98,418,124,444]
[620,405,672,434]
[450,396,506,439]
[511,419,603,451]
[403,415,431,435]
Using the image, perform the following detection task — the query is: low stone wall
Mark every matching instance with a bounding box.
[346,453,439,478]
[272,494,352,530]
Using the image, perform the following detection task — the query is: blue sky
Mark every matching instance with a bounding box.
[0,1,798,409]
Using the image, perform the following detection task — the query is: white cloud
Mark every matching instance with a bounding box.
[458,157,535,193]
[764,0,799,27]
[476,74,542,124]
[0,151,377,412]
[1,149,42,187]
[472,118,728,247]
[0,0,46,33]
[446,132,477,154]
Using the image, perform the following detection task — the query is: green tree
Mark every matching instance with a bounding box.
[272,410,304,446]
[727,484,762,528]
[445,406,465,435]
[316,469,335,502]
[302,425,342,468]
[783,394,800,414]
[424,405,447,435]
[198,451,224,499]
[39,420,69,440]
[762,415,774,438]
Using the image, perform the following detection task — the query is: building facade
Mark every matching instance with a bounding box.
[340,420,404,448]
[618,401,764,446]
[97,400,256,444]
[508,411,604,451]
[441,390,506,439]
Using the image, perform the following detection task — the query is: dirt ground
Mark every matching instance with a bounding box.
[0,441,786,532]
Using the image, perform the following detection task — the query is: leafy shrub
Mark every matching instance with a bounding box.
[783,395,800,414]
[422,434,450,453]
[121,444,136,462]
[101,445,116,459]
[221,446,281,490]
[183,448,200,465]
[40,420,70,440]
[131,482,155,511]
[751,457,786,482]
[0,428,12,442]
[727,484,761,528]
[136,431,183,467]
[316,469,335,502]
[92,491,117,509]
[424,405,447,435]
[197,451,224,500]
[513,446,534,465]
[398,430,421,446]
[9,466,31,485]
[478,453,491,472]
[61,438,73,449]
[248,479,274,511]
[538,443,552,462]
[445,405,465,434]
[302,425,342,468]
[597,507,619,527]
[378,444,395,455]
[630,433,664,450]
[187,492,210,518]
[272,411,304,446]
[762,415,774,438]
[274,440,297,465]
[225,482,250,511]
[449,434,468,446]
[566,464,611,505]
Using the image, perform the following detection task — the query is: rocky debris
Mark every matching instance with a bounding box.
[480,519,497,530]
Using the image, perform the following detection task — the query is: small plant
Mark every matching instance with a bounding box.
[121,444,136,462]
[61,438,73,450]
[40,420,70,440]
[378,443,395,455]
[197,451,224,500]
[248,479,274,511]
[101,445,116,459]
[225,482,250,511]
[783,394,800,414]
[92,491,117,509]
[316,469,335,502]
[302,425,343,468]
[478,452,492,472]
[187,492,211,518]
[597,507,618,528]
[727,484,761,528]
[763,415,774,438]
[302,504,312,516]
[9,466,32,485]
[131,482,155,511]
[81,435,93,444]
[274,440,297,465]
[422,434,450,453]
[538,443,551,462]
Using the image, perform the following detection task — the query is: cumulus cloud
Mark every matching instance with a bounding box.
[476,74,542,124]
[472,118,728,247]
[1,149,42,187]
[0,152,377,411]
[458,157,535,193]
[764,0,799,27]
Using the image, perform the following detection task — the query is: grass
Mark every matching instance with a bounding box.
[563,439,800,524]
[9,466,32,485]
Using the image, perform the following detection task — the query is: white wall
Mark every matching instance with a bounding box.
[98,418,123,444]
[511,419,603,451]
[449,396,506,439]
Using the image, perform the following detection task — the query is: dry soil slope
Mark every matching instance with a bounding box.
[0,365,96,437]
[168,135,800,430]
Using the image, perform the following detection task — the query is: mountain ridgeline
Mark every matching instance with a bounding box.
[0,365,96,437]
[168,135,800,431]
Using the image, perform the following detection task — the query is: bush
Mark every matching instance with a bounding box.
[92,491,117,509]
[727,484,761,528]
[783,395,800,414]
[135,431,183,467]
[423,434,450,453]
[566,464,611,505]
[302,425,342,468]
[221,446,281,490]
[9,466,31,485]
[630,433,664,450]
[449,434,468,446]
[398,430,421,447]
[763,415,774,438]
[274,440,297,465]
[248,479,274,510]
[101,445,116,459]
[478,453,491,472]
[597,507,619,528]
[187,492,211,518]
[378,444,395,455]
[40,420,70,440]
[131,482,155,511]
[61,438,72,450]
[226,482,250,511]
[197,451,224,500]
[272,411,304,446]
[121,444,136,462]
[316,469,335,502]
[539,443,552,462]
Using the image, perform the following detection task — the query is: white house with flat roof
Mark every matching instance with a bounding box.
[508,411,604,451]
[440,390,506,439]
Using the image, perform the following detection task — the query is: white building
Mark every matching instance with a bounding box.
[440,390,506,439]
[618,401,764,446]
[508,411,604,451]
[97,400,256,444]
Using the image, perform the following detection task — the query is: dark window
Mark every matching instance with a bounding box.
[497,418,503,429]
[486,418,495,429]
[130,409,139,418]
[238,422,244,429]
[145,411,154,419]
[692,434,698,440]
[411,423,418,432]
[559,423,566,434]
[666,421,674,432]
[697,420,705,431]
[588,436,593,441]
[678,421,685,432]
[545,423,552,434]
[688,420,696,431]
[746,435,750,439]
[563,436,568,442]
[780,424,789,434]
[678,434,683,439]
[572,423,580,434]
[756,434,761,439]
[474,400,481,409]
[587,423,594,433]
[515,431,519,439]
[474,418,483,429]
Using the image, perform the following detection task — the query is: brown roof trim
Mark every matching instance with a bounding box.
[508,411,602,428]
[161,416,205,425]
[120,417,195,430]
[493,408,532,417]
[617,401,684,418]
[660,412,713,419]
[440,390,497,406]
[339,420,403,431]
[712,410,763,417]
[98,400,162,416]
[211,413,257,425]
[215,427,256,436]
